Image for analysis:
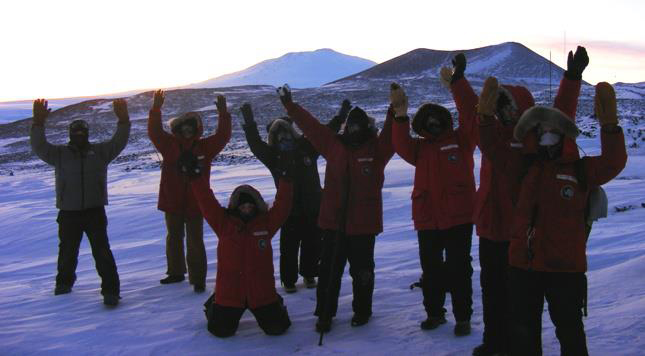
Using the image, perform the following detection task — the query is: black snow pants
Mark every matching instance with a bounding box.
[509,267,588,356]
[314,230,376,318]
[56,207,120,296]
[279,214,321,285]
[205,295,291,337]
[418,223,473,322]
[479,237,510,353]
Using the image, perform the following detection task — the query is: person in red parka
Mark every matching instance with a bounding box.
[390,53,478,336]
[189,157,294,337]
[473,47,589,356]
[147,90,232,292]
[479,79,627,356]
[277,84,394,332]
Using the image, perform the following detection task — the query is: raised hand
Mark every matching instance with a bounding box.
[215,95,227,114]
[113,99,130,123]
[33,98,50,126]
[594,82,618,126]
[439,67,453,87]
[389,83,408,118]
[152,89,165,110]
[240,103,255,125]
[566,46,589,80]
[277,84,292,106]
[337,99,352,122]
[451,53,466,82]
[478,77,499,117]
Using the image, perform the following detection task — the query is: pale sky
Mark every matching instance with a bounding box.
[2,0,644,102]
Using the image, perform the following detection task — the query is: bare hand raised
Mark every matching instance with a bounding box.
[32,99,50,126]
[113,99,130,123]
[152,90,165,110]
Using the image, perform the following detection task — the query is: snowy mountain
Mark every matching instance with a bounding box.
[188,48,376,89]
[330,42,570,86]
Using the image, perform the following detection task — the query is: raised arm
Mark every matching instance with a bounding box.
[267,177,294,235]
[29,99,61,166]
[147,90,173,155]
[448,54,479,150]
[95,99,131,162]
[555,46,588,119]
[240,103,277,167]
[191,174,230,237]
[377,107,395,162]
[203,95,232,160]
[390,83,420,166]
[477,77,512,166]
[277,84,338,158]
[584,82,627,186]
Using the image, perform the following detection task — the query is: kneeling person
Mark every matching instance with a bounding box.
[191,156,294,337]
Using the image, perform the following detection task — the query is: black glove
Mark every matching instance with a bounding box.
[240,103,255,126]
[565,46,589,80]
[451,53,466,83]
[337,99,352,123]
[277,84,293,106]
[276,151,295,179]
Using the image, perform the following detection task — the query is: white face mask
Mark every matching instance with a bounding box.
[539,131,561,146]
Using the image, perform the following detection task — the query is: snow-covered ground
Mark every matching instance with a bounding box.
[0,148,644,355]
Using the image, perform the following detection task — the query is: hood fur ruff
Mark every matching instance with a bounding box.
[169,112,204,136]
[514,106,579,141]
[267,119,301,147]
[228,185,268,213]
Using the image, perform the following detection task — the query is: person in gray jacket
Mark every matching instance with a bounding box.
[30,98,131,306]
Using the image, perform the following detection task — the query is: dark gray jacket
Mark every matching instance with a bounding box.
[30,123,130,211]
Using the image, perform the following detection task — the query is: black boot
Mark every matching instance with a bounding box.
[420,314,447,330]
[473,343,505,356]
[160,275,185,284]
[54,284,72,295]
[454,321,471,336]
[194,283,205,293]
[103,294,120,307]
[351,313,371,327]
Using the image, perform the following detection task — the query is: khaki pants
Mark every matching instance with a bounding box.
[165,212,206,285]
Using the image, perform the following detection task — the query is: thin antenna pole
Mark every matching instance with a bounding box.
[549,51,552,102]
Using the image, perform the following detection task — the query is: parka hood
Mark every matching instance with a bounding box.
[228,185,268,213]
[411,103,453,139]
[267,118,301,147]
[169,112,204,138]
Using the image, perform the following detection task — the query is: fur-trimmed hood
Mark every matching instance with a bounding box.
[411,103,453,138]
[499,85,535,117]
[228,185,268,213]
[169,112,204,137]
[514,106,579,141]
[267,118,301,147]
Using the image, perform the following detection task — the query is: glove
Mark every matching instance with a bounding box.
[215,95,228,115]
[478,77,499,117]
[277,84,293,105]
[451,53,466,83]
[240,103,255,126]
[389,83,408,118]
[565,46,589,80]
[337,99,352,123]
[439,67,452,88]
[594,82,618,126]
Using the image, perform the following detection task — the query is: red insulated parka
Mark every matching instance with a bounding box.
[475,78,581,242]
[284,102,394,236]
[148,108,231,217]
[192,176,293,308]
[392,78,478,231]
[508,127,626,272]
